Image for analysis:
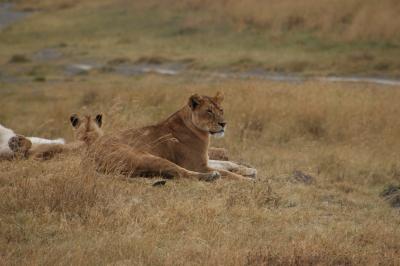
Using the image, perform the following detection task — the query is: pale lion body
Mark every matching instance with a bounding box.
[0,123,64,160]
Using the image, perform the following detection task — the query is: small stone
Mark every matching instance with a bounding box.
[291,170,315,185]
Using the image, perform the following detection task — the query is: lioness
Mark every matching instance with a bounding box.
[25,114,103,160]
[88,92,255,181]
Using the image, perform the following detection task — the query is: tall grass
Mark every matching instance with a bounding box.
[1,75,400,264]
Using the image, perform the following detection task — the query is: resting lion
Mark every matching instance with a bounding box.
[28,114,104,160]
[1,123,64,160]
[6,114,103,160]
[88,92,256,181]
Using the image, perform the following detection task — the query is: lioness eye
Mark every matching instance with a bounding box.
[207,109,213,114]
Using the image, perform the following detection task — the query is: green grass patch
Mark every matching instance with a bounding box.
[0,0,399,76]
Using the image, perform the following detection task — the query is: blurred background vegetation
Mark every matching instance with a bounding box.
[1,0,400,76]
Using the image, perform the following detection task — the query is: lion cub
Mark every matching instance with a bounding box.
[28,114,103,160]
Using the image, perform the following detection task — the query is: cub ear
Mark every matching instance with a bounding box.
[188,94,202,110]
[70,114,80,128]
[214,91,224,104]
[95,114,102,127]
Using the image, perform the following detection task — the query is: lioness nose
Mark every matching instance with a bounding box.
[219,122,226,128]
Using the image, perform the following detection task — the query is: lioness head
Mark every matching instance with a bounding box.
[70,114,104,145]
[188,92,226,137]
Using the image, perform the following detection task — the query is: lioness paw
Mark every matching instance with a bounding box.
[199,171,221,182]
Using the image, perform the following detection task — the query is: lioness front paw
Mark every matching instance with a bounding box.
[199,171,221,182]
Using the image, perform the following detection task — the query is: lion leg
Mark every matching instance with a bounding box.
[100,150,220,181]
[137,154,221,181]
[208,160,257,178]
[29,141,84,160]
[207,161,255,181]
[29,144,66,160]
[210,168,253,181]
[208,147,229,161]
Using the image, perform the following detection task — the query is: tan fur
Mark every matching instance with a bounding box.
[88,93,252,181]
[208,147,229,161]
[29,114,103,160]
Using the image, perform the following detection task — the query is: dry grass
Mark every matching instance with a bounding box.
[175,0,400,41]
[14,0,400,41]
[1,75,400,265]
[1,1,400,264]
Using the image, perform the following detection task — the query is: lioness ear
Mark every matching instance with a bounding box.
[70,114,80,128]
[214,91,224,104]
[95,114,102,127]
[188,94,202,110]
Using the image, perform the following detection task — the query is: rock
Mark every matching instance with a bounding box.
[9,54,30,63]
[291,170,315,185]
[380,184,400,208]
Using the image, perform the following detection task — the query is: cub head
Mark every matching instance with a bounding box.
[70,114,104,145]
[188,91,226,138]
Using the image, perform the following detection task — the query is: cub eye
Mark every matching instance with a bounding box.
[207,109,213,114]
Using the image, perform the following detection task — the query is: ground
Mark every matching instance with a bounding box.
[1,0,400,265]
[1,0,400,77]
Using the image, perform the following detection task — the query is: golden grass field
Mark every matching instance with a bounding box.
[1,0,400,265]
[1,75,400,265]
